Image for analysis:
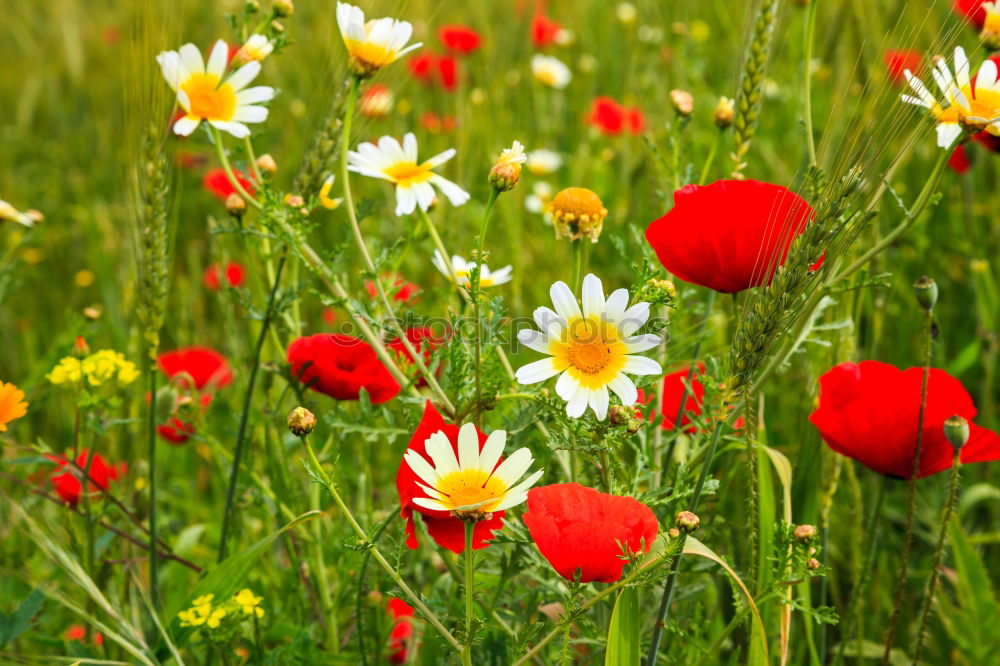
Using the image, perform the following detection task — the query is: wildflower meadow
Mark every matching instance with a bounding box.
[4,0,1000,663]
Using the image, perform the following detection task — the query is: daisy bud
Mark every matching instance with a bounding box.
[943,415,970,451]
[806,558,821,571]
[670,89,694,117]
[273,0,293,17]
[284,193,305,208]
[714,96,735,128]
[608,405,643,433]
[636,277,676,306]
[549,187,608,243]
[982,3,1000,49]
[256,153,277,175]
[490,140,527,192]
[225,193,247,217]
[83,306,102,320]
[675,510,700,533]
[233,35,274,66]
[271,20,286,33]
[668,527,681,539]
[287,407,316,437]
[912,275,938,312]
[793,524,818,544]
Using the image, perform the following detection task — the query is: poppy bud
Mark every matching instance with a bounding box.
[365,589,383,606]
[636,277,676,306]
[943,414,970,451]
[793,524,817,544]
[714,96,735,128]
[225,193,246,217]
[73,336,90,358]
[287,407,316,437]
[913,275,938,311]
[256,154,277,175]
[273,0,293,17]
[669,89,694,117]
[806,558,821,571]
[675,510,700,533]
[549,187,608,243]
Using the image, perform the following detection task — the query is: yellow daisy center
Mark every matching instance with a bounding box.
[552,317,628,390]
[345,39,396,68]
[384,161,435,187]
[535,69,560,87]
[181,73,237,121]
[434,468,508,512]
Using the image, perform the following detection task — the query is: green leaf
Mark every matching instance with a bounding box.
[168,510,321,646]
[0,588,43,648]
[836,639,910,665]
[604,587,640,666]
[944,515,1000,660]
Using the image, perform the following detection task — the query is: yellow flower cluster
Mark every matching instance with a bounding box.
[47,350,139,388]
[177,589,265,630]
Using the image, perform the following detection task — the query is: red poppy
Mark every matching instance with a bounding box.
[158,347,234,391]
[439,24,482,54]
[203,168,255,201]
[627,107,646,134]
[657,364,709,432]
[364,274,419,304]
[387,598,415,664]
[949,144,972,174]
[531,14,562,48]
[975,130,1000,152]
[810,361,1000,479]
[418,111,457,134]
[158,417,196,444]
[48,450,126,505]
[588,97,644,136]
[437,55,458,91]
[360,84,394,119]
[884,49,922,85]
[65,624,104,646]
[522,483,658,583]
[396,401,505,553]
[387,327,447,387]
[645,179,816,294]
[322,308,337,326]
[408,52,458,91]
[288,334,400,404]
[174,151,207,170]
[954,0,987,29]
[203,261,246,290]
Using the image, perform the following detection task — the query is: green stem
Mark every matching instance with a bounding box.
[912,454,961,663]
[462,521,476,666]
[243,136,263,184]
[147,356,159,608]
[699,130,721,186]
[218,254,286,562]
[302,437,463,653]
[571,240,583,293]
[211,127,261,210]
[803,0,819,168]
[356,513,397,666]
[881,308,934,664]
[473,189,501,428]
[646,419,725,665]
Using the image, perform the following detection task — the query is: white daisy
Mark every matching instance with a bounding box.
[234,35,274,64]
[404,424,543,520]
[515,274,662,420]
[531,54,572,89]
[347,133,470,216]
[495,140,527,168]
[157,39,275,139]
[901,46,1000,148]
[526,149,562,175]
[336,2,421,75]
[432,250,512,287]
[0,199,39,227]
[526,182,554,216]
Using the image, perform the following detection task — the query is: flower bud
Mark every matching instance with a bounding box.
[284,193,305,208]
[608,405,643,434]
[714,96,735,128]
[943,414,970,451]
[667,527,680,539]
[636,277,676,306]
[360,84,394,118]
[806,558,821,571]
[490,141,526,193]
[549,187,608,243]
[273,0,294,17]
[365,589,383,606]
[675,510,700,533]
[225,193,247,217]
[287,407,316,437]
[256,153,277,175]
[245,0,260,12]
[794,524,817,544]
[913,275,938,311]
[670,89,694,117]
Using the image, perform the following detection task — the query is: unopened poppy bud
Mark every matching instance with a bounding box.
[273,0,293,17]
[943,415,970,451]
[670,89,694,116]
[675,510,700,533]
[913,275,938,311]
[73,335,90,358]
[637,277,676,306]
[365,589,383,606]
[794,524,817,544]
[256,153,277,175]
[225,193,246,217]
[287,407,316,437]
[549,187,608,243]
[490,140,526,192]
[284,193,305,208]
[714,96,735,128]
[806,558,821,571]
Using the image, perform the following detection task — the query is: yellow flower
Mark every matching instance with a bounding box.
[0,381,28,432]
[206,608,227,629]
[192,594,215,606]
[81,350,138,387]
[235,588,265,617]
[319,175,343,210]
[47,357,83,385]
[178,608,206,627]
